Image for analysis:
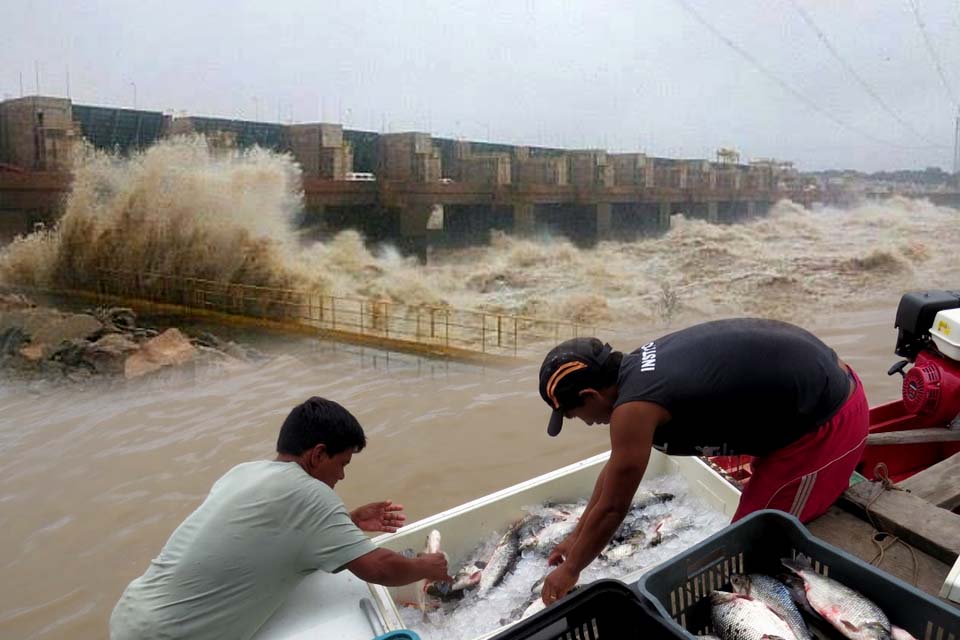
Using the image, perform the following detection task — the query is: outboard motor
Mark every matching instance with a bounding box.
[889,290,960,429]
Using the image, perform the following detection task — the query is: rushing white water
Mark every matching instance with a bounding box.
[2,137,958,331]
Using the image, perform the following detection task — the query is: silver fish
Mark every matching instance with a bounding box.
[777,572,821,621]
[522,518,577,555]
[477,525,521,596]
[600,530,648,562]
[782,555,890,640]
[890,627,918,640]
[416,529,443,618]
[425,558,484,600]
[730,574,811,640]
[710,590,800,640]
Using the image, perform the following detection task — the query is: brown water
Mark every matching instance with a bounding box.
[0,305,914,640]
[1,139,957,639]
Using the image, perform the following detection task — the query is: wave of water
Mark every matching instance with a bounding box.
[1,137,958,333]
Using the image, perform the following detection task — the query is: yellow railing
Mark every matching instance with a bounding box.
[86,268,591,362]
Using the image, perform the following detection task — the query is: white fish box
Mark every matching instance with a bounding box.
[943,554,960,605]
[930,308,960,361]
[255,450,741,640]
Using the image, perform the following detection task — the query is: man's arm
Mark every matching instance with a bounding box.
[346,548,450,587]
[541,401,662,602]
[546,464,607,565]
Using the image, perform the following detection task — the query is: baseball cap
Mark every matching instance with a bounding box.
[538,337,614,437]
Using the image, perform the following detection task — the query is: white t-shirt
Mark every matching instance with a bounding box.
[110,460,376,640]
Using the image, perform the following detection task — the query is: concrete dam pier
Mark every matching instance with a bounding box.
[0,95,819,253]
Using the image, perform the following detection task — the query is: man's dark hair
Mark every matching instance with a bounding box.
[276,397,367,456]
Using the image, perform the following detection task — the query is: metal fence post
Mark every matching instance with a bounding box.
[481,313,486,353]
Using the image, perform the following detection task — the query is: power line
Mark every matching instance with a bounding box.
[672,0,939,150]
[907,0,959,107]
[787,0,946,148]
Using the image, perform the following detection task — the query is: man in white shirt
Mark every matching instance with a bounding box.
[110,397,450,640]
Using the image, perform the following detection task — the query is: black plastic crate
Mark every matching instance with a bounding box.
[488,579,689,640]
[635,509,959,640]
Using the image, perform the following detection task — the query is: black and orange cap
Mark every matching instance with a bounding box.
[538,337,613,436]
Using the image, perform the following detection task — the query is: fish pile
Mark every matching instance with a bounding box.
[418,488,678,622]
[708,554,918,640]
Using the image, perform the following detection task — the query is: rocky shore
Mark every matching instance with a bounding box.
[0,293,265,382]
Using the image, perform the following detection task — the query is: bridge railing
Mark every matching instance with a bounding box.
[91,268,590,360]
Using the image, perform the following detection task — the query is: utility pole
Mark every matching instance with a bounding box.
[954,108,960,176]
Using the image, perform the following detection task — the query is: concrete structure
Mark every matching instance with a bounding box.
[513,147,568,186]
[610,153,650,187]
[377,133,441,183]
[568,150,613,188]
[0,96,77,171]
[2,96,848,259]
[449,141,511,186]
[286,123,352,180]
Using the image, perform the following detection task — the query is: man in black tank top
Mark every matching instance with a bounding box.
[534,318,869,606]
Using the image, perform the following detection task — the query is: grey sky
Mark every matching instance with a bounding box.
[3,0,960,172]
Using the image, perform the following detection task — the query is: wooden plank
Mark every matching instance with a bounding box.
[807,507,951,598]
[899,452,960,511]
[841,481,960,565]
[866,428,960,446]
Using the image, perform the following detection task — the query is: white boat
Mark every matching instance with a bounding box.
[253,450,741,640]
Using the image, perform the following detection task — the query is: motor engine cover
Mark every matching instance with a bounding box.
[902,350,960,426]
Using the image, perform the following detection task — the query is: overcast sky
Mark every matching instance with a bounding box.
[3,0,960,172]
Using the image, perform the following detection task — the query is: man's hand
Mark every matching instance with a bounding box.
[350,500,407,533]
[547,534,577,567]
[541,564,579,605]
[417,552,453,583]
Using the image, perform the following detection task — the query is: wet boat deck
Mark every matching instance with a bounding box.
[807,506,953,600]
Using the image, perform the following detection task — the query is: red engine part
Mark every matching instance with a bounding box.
[860,349,960,483]
[900,350,960,426]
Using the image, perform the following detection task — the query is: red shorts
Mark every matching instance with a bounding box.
[732,367,869,524]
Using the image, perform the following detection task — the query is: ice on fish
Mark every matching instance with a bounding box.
[397,474,727,640]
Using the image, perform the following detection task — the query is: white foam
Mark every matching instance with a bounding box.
[397,472,728,639]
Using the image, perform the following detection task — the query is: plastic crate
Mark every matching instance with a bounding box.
[635,509,959,640]
[488,579,688,640]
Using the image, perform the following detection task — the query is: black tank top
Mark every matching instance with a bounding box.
[614,318,851,456]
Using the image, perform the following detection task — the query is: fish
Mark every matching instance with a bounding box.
[632,488,675,509]
[781,555,891,640]
[425,559,485,601]
[729,574,812,640]
[501,594,547,625]
[777,573,822,621]
[416,529,442,618]
[520,518,578,555]
[600,530,648,562]
[710,590,800,640]
[890,627,918,640]
[477,525,521,596]
[648,513,691,546]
